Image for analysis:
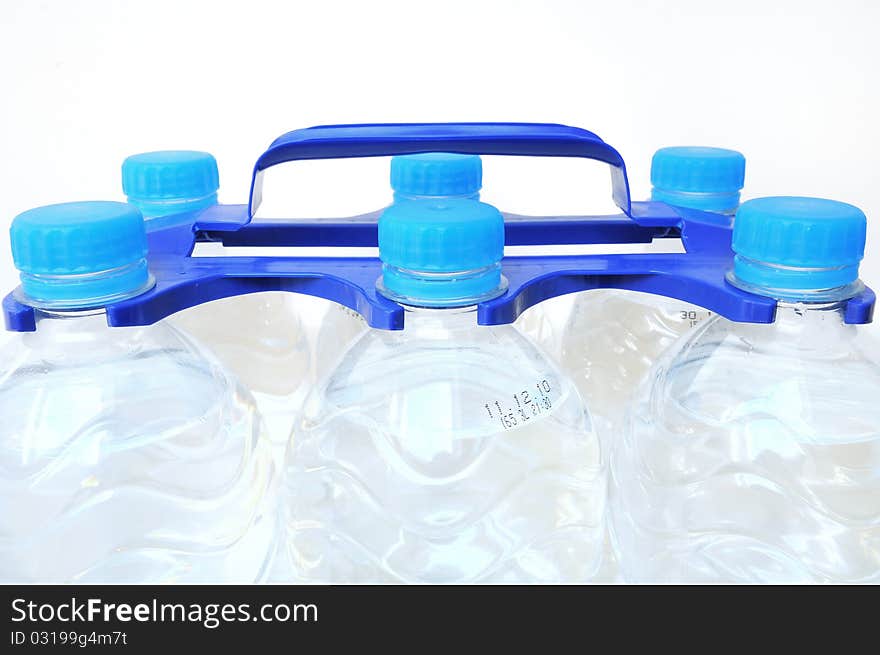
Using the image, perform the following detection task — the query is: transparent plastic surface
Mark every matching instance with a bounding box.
[310,302,369,385]
[170,292,309,458]
[283,306,606,583]
[513,294,574,362]
[560,290,711,444]
[0,311,277,583]
[611,303,880,583]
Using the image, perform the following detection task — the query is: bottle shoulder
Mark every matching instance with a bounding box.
[616,318,880,583]
[0,320,249,454]
[668,313,880,377]
[324,323,576,398]
[644,315,880,443]
[304,323,592,441]
[3,318,225,377]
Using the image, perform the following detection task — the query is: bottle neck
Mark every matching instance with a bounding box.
[727,258,863,304]
[740,299,859,360]
[22,308,171,369]
[651,188,740,214]
[720,279,863,366]
[395,304,484,338]
[377,263,507,309]
[16,261,154,311]
[29,307,109,333]
[393,191,480,202]
[23,309,117,357]
[127,193,218,220]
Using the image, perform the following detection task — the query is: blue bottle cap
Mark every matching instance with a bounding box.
[731,196,867,294]
[378,198,505,306]
[390,153,482,198]
[651,146,745,212]
[10,201,153,308]
[122,151,219,218]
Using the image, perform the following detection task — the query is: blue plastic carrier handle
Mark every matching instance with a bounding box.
[248,122,632,220]
[2,122,874,332]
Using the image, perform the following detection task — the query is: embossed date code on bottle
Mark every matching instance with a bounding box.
[484,379,554,430]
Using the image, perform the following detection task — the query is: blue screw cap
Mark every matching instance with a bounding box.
[651,146,745,212]
[10,201,153,308]
[378,198,505,306]
[732,196,867,293]
[390,153,482,199]
[122,151,219,218]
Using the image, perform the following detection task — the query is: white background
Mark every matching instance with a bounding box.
[1,0,878,305]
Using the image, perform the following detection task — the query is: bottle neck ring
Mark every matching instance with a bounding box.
[652,188,739,214]
[127,193,217,220]
[16,260,155,311]
[377,263,507,308]
[727,256,862,303]
[393,191,480,202]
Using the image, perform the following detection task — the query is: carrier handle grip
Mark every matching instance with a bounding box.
[249,122,631,219]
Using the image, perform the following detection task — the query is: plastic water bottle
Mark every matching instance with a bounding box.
[0,201,276,583]
[558,147,746,442]
[311,152,484,383]
[122,151,309,453]
[283,192,606,583]
[611,196,880,583]
[383,152,569,359]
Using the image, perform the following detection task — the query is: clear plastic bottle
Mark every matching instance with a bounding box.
[122,151,309,454]
[611,196,880,583]
[0,201,276,583]
[311,153,483,384]
[283,195,606,583]
[557,147,746,443]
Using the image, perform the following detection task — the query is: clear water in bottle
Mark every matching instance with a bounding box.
[310,302,368,384]
[1,201,276,583]
[514,294,571,362]
[123,151,309,454]
[310,153,485,385]
[283,185,606,583]
[170,292,309,450]
[558,147,745,445]
[611,196,880,583]
[561,291,713,437]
